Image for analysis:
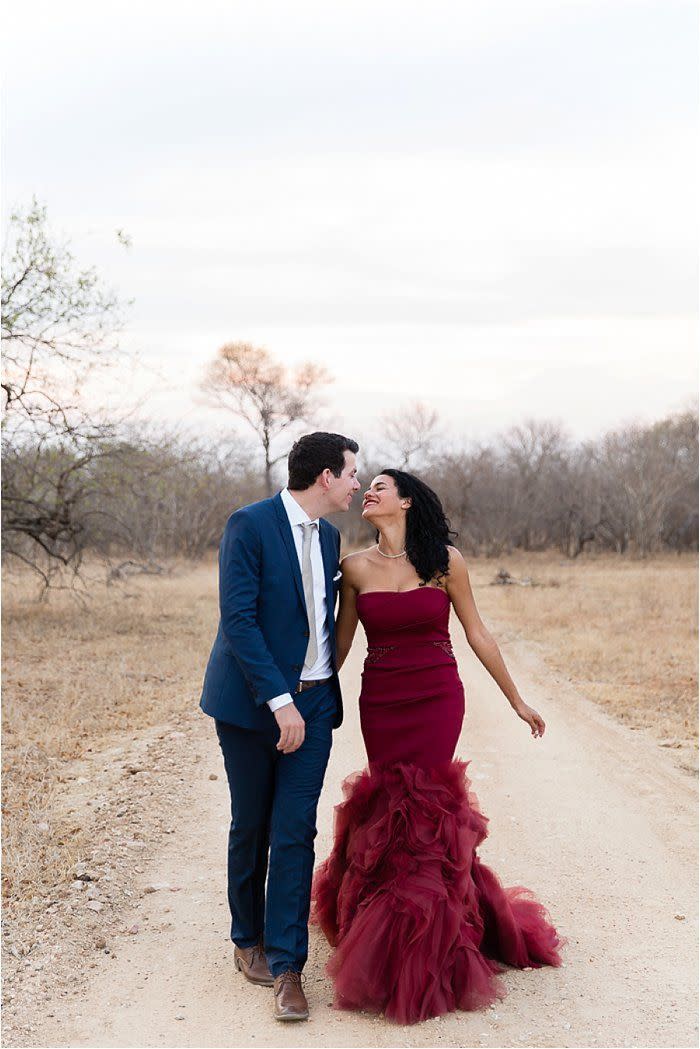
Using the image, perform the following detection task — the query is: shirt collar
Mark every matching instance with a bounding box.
[280,487,319,527]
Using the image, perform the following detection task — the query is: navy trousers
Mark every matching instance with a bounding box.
[215,680,336,977]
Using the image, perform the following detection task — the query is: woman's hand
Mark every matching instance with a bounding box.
[513,701,546,738]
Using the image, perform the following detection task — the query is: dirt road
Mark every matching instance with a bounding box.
[23,618,698,1049]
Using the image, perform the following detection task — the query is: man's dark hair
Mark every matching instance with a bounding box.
[287,432,359,490]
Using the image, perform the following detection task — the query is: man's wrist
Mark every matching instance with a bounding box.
[267,693,294,713]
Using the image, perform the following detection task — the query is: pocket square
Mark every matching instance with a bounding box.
[333,571,342,582]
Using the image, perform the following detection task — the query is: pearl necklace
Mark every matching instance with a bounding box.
[376,543,406,559]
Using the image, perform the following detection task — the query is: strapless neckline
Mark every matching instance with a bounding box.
[357,588,449,600]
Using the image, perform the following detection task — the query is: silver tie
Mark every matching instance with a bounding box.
[300,521,318,671]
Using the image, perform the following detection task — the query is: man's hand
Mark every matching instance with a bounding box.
[274,703,306,753]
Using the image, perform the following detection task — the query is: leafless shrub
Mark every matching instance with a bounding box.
[348,410,698,560]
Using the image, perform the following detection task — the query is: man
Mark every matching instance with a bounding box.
[200,432,360,1022]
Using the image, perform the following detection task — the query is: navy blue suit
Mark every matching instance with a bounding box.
[200,492,343,976]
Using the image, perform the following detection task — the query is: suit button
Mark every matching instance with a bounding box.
[303,631,309,638]
[293,664,302,671]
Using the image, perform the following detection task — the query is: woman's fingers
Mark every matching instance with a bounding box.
[531,711,545,737]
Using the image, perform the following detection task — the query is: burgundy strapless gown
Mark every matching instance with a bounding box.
[311,587,563,1025]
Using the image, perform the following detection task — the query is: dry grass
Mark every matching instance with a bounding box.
[1,560,219,905]
[2,550,697,909]
[469,550,698,744]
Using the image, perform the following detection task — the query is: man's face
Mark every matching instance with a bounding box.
[326,451,361,512]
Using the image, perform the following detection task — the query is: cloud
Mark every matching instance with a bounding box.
[3,0,696,439]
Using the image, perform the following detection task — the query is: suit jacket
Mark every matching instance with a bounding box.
[200,491,343,731]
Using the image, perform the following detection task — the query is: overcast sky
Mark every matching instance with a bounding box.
[3,0,697,451]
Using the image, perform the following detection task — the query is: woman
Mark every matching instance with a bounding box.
[311,469,563,1025]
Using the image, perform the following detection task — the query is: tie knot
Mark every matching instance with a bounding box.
[301,521,317,531]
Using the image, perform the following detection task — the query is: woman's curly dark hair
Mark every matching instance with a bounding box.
[377,469,458,586]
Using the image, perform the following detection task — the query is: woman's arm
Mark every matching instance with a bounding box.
[445,547,545,738]
[335,557,360,672]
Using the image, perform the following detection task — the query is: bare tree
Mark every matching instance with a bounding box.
[501,419,571,551]
[1,199,128,588]
[2,197,126,432]
[378,400,443,470]
[200,341,331,494]
[595,412,698,557]
[555,449,600,558]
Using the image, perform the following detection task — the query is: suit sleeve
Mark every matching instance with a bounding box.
[218,510,290,706]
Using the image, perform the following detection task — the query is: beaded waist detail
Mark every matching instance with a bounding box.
[365,639,455,665]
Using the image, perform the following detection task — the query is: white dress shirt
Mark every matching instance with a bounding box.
[267,488,333,712]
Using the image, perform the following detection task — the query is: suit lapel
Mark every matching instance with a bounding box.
[273,493,338,635]
[318,520,337,635]
[273,493,306,611]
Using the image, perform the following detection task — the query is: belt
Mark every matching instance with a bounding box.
[295,677,332,693]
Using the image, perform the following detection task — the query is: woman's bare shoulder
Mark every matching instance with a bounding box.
[340,547,376,580]
[445,545,469,585]
[447,544,466,567]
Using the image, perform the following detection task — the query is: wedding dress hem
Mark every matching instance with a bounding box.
[311,758,564,1025]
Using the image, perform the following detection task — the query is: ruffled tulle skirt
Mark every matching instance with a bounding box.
[311,759,563,1025]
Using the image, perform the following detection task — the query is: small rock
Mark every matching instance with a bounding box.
[37,822,50,833]
[95,937,107,950]
[208,773,218,781]
[674,913,686,921]
[143,883,170,894]
[127,924,140,935]
[73,867,97,882]
[86,901,103,912]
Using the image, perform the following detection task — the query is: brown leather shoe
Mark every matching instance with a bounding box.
[273,970,309,1021]
[234,943,274,986]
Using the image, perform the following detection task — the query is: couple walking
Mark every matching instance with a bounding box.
[200,431,563,1025]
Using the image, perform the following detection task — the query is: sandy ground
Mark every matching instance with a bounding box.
[10,616,698,1049]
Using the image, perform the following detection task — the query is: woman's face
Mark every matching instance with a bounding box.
[361,474,410,522]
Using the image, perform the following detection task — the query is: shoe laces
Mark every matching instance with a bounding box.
[276,969,305,990]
